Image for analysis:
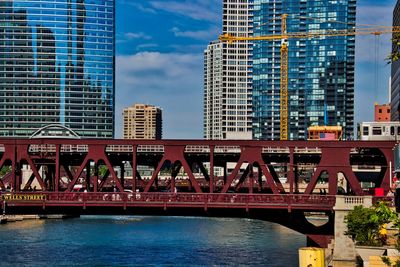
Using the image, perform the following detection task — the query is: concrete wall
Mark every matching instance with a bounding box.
[332,196,373,267]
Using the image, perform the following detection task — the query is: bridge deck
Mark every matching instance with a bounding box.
[1,192,393,213]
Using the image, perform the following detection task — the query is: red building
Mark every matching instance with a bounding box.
[375,103,391,122]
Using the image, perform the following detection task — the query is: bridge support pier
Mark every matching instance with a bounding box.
[306,234,332,248]
[332,196,373,267]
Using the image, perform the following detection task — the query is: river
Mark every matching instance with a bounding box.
[0,216,305,266]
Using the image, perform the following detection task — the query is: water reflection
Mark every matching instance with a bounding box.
[0,216,305,266]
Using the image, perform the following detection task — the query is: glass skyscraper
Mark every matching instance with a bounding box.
[0,0,114,138]
[252,0,356,140]
[391,0,400,121]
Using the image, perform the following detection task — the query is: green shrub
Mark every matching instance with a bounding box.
[345,202,397,246]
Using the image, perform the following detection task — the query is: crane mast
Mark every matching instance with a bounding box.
[280,14,289,140]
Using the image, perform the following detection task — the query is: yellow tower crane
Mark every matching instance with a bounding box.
[219,14,400,140]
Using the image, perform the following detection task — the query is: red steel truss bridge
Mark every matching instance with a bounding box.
[0,138,396,247]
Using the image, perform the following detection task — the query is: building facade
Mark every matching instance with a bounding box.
[392,0,400,121]
[374,103,391,122]
[203,0,253,140]
[204,41,223,139]
[123,104,162,140]
[252,0,356,140]
[0,0,115,138]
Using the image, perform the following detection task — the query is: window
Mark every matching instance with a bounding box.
[372,127,382,135]
[362,126,369,136]
[391,126,395,136]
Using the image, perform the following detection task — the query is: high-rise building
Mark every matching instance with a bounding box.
[391,0,400,121]
[0,0,115,138]
[203,0,253,140]
[204,41,223,139]
[123,104,162,140]
[252,0,356,140]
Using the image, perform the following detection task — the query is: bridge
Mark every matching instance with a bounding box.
[0,138,396,247]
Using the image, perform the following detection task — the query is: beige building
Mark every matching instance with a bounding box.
[123,104,162,139]
[203,0,253,140]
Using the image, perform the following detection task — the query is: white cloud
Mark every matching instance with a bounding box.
[116,32,152,45]
[124,32,152,40]
[171,26,220,40]
[149,0,221,22]
[118,1,157,14]
[115,52,204,139]
[136,43,159,50]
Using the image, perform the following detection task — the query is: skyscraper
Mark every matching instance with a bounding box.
[123,104,162,140]
[0,0,115,138]
[204,41,223,139]
[252,0,356,140]
[203,0,253,140]
[391,0,400,121]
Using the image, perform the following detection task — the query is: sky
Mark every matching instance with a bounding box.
[115,0,397,139]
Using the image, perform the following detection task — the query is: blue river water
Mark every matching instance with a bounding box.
[0,216,305,266]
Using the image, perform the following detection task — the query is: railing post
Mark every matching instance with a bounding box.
[288,147,295,194]
[55,144,60,192]
[210,145,214,193]
[287,194,292,212]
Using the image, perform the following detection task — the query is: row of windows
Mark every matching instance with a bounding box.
[0,0,114,138]
[1,56,113,63]
[358,123,400,141]
[2,19,113,28]
[2,14,113,21]
[2,24,113,32]
[1,38,113,45]
[11,0,113,7]
[225,15,250,21]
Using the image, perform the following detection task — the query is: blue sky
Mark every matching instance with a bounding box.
[115,0,397,139]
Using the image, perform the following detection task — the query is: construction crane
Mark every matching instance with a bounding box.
[219,14,400,140]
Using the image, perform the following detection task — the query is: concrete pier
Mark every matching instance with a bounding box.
[331,196,373,267]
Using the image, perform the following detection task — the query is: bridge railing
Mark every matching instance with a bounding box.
[43,192,337,205]
[0,192,337,210]
[334,195,395,211]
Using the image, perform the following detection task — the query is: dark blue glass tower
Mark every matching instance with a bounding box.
[0,0,115,138]
[392,0,400,121]
[252,0,356,140]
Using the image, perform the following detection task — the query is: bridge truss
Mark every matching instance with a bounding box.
[0,139,396,247]
[0,139,394,194]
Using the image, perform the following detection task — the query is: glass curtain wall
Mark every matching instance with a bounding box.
[0,0,115,138]
[252,0,356,140]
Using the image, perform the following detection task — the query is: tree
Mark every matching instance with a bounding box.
[345,205,382,246]
[346,202,400,266]
[388,34,400,63]
[345,202,397,246]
